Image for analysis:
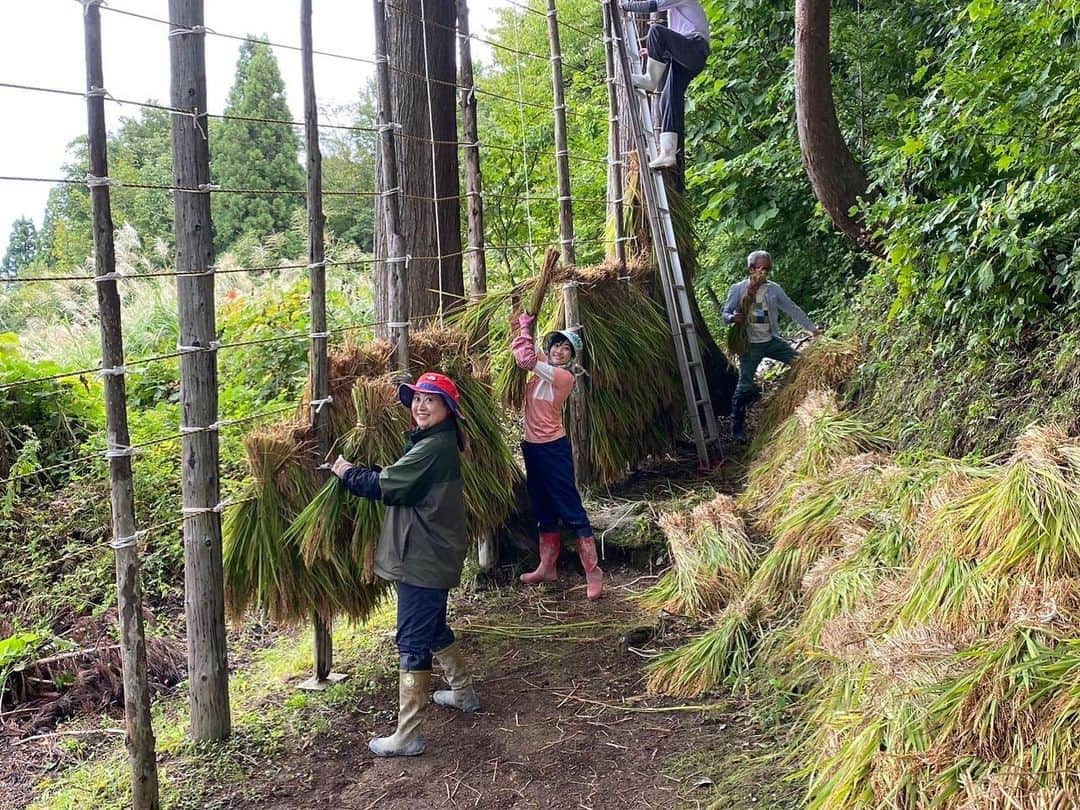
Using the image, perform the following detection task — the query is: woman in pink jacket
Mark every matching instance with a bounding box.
[511,313,603,600]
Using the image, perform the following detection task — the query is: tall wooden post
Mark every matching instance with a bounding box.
[374,0,409,373]
[168,0,231,741]
[546,0,575,266]
[457,0,495,572]
[456,0,485,302]
[562,282,589,487]
[83,4,160,806]
[602,0,626,265]
[298,0,347,692]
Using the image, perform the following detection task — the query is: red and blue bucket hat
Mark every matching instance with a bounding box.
[398,371,466,420]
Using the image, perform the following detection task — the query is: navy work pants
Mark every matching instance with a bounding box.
[522,436,593,538]
[646,25,709,137]
[734,337,799,401]
[395,581,454,671]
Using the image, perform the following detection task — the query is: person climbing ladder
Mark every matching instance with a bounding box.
[621,0,710,172]
[512,312,604,600]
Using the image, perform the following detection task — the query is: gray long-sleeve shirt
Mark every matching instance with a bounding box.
[722,280,817,341]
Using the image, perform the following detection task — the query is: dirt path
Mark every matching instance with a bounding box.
[230,570,796,810]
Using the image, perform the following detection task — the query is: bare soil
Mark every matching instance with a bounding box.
[220,569,798,810]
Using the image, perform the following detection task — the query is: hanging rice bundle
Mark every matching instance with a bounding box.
[288,326,522,578]
[453,254,680,486]
[287,379,409,581]
[645,596,764,696]
[755,334,861,440]
[302,338,395,439]
[223,421,323,624]
[406,326,524,539]
[229,325,521,626]
[637,494,756,619]
[553,264,683,485]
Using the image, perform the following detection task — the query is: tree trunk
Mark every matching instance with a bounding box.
[794,0,880,255]
[374,0,463,327]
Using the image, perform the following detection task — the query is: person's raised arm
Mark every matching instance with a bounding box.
[511,312,539,371]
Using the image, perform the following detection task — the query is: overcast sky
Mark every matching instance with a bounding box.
[0,0,505,257]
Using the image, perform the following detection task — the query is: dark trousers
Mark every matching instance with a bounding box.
[646,26,709,137]
[522,436,593,539]
[733,337,799,405]
[395,581,454,671]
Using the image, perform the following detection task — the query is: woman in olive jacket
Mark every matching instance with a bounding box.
[331,371,479,758]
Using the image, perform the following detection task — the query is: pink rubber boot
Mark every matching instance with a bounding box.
[576,537,604,600]
[520,532,561,585]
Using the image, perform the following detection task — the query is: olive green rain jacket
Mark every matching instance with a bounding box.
[374,419,468,589]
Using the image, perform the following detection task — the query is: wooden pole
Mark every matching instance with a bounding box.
[546,0,575,267]
[456,0,486,302]
[457,0,495,573]
[82,4,160,806]
[168,0,231,741]
[298,0,347,692]
[602,0,626,266]
[373,0,409,373]
[562,282,589,488]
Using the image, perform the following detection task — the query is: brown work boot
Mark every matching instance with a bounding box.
[576,537,604,600]
[369,670,430,757]
[432,640,480,713]
[520,531,561,585]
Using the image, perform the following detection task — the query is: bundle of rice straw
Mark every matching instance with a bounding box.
[755,334,860,440]
[454,258,682,487]
[225,326,523,625]
[637,493,756,619]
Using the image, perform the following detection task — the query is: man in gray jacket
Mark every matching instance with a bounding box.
[722,250,822,442]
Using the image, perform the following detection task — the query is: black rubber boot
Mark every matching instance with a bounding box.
[730,392,750,443]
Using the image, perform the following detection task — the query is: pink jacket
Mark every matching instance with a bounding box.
[511,318,575,444]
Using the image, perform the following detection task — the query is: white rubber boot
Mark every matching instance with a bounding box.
[368,670,429,757]
[649,132,679,169]
[631,57,668,93]
[432,641,481,713]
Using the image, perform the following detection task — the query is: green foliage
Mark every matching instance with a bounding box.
[0,333,103,485]
[691,0,871,314]
[865,1,1080,342]
[211,38,306,253]
[106,108,175,261]
[38,139,93,272]
[321,89,378,252]
[35,109,175,273]
[475,3,609,281]
[2,217,39,279]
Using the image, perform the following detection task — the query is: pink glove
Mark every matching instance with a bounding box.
[518,312,537,332]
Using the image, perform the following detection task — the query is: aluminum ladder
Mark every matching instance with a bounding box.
[610,5,721,469]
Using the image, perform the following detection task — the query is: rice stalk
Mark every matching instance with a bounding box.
[637,494,756,619]
[755,335,861,440]
[645,598,763,696]
[740,391,889,521]
[223,422,320,624]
